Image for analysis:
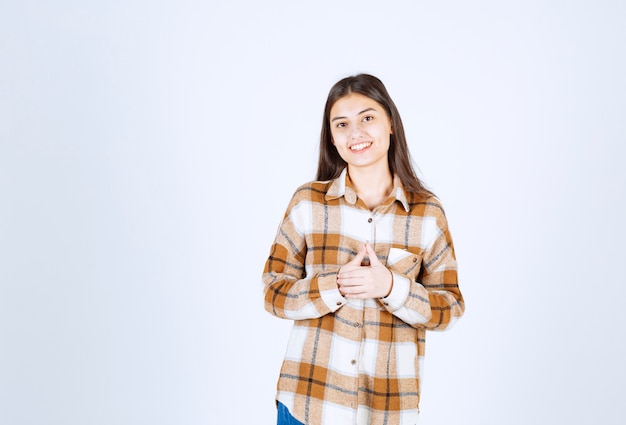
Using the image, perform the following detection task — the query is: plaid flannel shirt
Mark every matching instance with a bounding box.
[263,168,464,425]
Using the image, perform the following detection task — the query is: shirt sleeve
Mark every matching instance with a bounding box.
[380,202,465,331]
[263,195,347,320]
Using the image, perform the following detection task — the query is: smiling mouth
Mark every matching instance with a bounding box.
[350,142,372,151]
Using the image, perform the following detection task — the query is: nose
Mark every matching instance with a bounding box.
[350,123,364,139]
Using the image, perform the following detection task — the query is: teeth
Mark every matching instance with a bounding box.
[350,142,372,151]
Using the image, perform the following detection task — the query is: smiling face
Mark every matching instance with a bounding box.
[329,93,393,173]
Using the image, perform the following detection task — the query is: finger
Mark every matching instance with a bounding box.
[365,242,381,265]
[344,288,368,298]
[347,244,367,266]
[338,267,366,279]
[338,263,362,282]
[341,285,367,297]
[337,270,364,287]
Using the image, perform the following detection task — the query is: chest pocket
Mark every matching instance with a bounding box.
[387,247,422,282]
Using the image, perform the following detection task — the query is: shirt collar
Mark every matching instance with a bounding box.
[325,168,411,212]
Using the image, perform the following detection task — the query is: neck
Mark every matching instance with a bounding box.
[347,164,393,210]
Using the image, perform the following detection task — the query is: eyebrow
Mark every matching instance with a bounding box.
[331,107,377,122]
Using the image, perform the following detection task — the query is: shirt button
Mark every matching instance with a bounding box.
[367,217,373,223]
[413,257,418,263]
[351,359,357,365]
[336,301,342,306]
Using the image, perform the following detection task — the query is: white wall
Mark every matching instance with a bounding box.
[1,1,625,424]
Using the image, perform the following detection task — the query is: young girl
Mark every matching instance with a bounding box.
[263,74,464,425]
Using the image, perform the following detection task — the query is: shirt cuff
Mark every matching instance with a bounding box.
[379,272,410,310]
[317,272,346,312]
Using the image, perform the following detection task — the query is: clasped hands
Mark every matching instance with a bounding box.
[337,242,393,299]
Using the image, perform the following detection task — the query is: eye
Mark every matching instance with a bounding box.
[363,116,374,122]
[335,122,347,129]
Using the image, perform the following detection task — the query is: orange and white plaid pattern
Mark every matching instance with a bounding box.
[263,169,464,425]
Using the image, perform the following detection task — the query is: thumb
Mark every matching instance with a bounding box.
[348,243,367,265]
[365,242,381,265]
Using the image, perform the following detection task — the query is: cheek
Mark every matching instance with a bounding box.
[330,131,343,146]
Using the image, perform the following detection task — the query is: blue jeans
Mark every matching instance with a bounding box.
[277,402,304,425]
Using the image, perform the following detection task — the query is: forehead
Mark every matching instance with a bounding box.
[330,93,385,116]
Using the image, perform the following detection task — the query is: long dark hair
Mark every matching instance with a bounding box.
[316,74,433,198]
